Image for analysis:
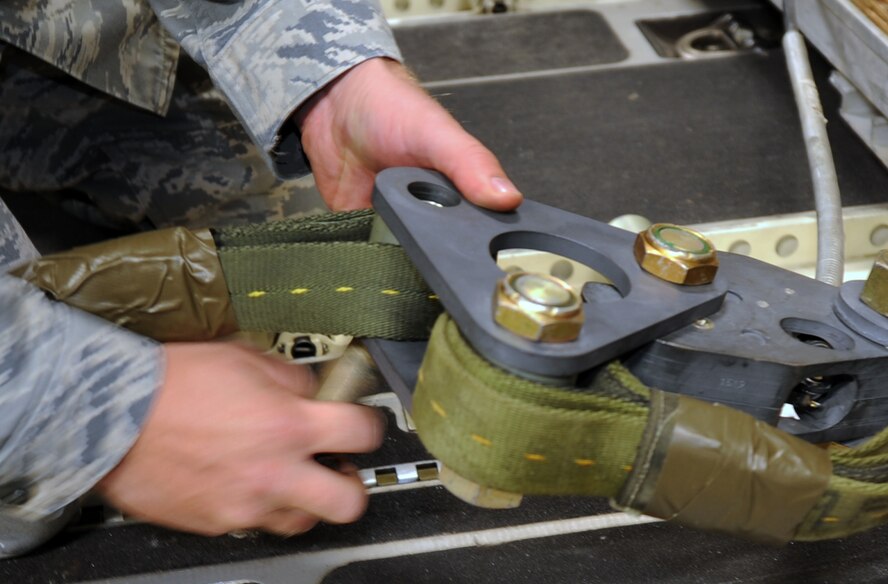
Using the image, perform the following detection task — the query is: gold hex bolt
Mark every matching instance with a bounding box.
[493,271,584,342]
[634,223,719,285]
[861,250,888,317]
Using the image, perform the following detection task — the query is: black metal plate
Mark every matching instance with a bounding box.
[373,167,727,377]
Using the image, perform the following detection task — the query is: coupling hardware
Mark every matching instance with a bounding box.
[494,271,584,342]
[634,223,719,285]
[861,250,888,317]
[438,465,523,509]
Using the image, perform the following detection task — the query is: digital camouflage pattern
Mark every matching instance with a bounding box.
[0,48,325,231]
[0,0,402,175]
[0,0,401,556]
[0,0,179,115]
[150,0,402,161]
[0,199,162,557]
[0,195,37,271]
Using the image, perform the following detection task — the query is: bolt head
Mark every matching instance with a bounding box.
[861,250,888,317]
[493,272,584,342]
[634,223,719,285]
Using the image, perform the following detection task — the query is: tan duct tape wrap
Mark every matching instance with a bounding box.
[11,227,236,342]
[616,391,832,544]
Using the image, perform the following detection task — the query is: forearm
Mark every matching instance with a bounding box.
[1,194,163,555]
[149,0,402,177]
[0,274,164,555]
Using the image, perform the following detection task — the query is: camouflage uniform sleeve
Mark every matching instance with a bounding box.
[0,199,164,557]
[0,0,180,116]
[148,0,402,177]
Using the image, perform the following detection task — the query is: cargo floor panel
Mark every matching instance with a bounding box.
[394,10,628,82]
[323,521,888,584]
[431,51,888,223]
[0,489,614,583]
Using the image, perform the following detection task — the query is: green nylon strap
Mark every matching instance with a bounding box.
[214,211,441,339]
[415,313,888,541]
[215,210,377,247]
[413,314,651,497]
[796,427,888,540]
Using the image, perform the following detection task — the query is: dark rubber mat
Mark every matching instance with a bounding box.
[432,50,888,224]
[394,10,628,82]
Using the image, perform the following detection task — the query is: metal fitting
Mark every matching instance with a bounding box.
[493,271,584,342]
[315,344,378,402]
[861,250,888,317]
[634,223,719,285]
[438,465,523,509]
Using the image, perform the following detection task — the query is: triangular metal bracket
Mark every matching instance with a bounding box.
[373,168,726,377]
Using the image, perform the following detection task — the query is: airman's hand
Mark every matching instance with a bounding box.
[299,57,523,212]
[97,343,382,536]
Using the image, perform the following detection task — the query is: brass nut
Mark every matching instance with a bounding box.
[861,250,888,317]
[493,272,584,342]
[634,223,719,285]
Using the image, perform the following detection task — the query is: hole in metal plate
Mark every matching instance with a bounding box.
[408,181,460,208]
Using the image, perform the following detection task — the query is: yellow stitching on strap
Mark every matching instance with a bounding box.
[336,286,354,293]
[290,288,309,295]
[382,289,400,295]
[525,453,546,462]
[471,434,492,446]
[247,291,267,298]
[574,459,596,467]
[428,294,439,300]
[430,399,446,418]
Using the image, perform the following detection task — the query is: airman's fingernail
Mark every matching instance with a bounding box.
[491,177,521,198]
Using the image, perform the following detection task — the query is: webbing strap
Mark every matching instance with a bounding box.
[214,210,377,246]
[796,429,888,540]
[413,315,650,497]
[415,313,888,542]
[214,211,441,339]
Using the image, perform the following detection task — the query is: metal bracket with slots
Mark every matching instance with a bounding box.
[358,460,441,491]
[371,168,888,443]
[373,167,727,378]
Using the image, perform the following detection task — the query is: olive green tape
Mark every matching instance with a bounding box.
[617,392,832,544]
[413,315,650,497]
[11,227,236,342]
